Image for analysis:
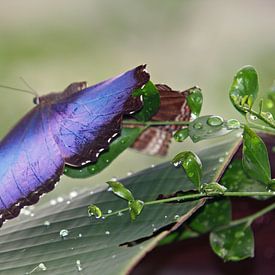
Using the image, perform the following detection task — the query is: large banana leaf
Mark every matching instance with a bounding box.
[0,135,241,275]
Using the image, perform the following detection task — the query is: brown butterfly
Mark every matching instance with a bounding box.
[130,84,192,156]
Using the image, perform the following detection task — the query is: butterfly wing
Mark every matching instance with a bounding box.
[131,84,191,156]
[0,106,64,224]
[47,65,149,166]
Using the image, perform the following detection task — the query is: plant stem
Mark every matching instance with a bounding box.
[104,191,275,218]
[228,201,275,227]
[123,120,190,127]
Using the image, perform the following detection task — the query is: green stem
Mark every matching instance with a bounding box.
[243,106,275,129]
[221,201,275,228]
[123,120,190,127]
[104,191,275,218]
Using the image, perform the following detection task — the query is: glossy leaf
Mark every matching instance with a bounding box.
[87,204,102,218]
[107,181,135,202]
[221,159,268,199]
[132,80,160,121]
[188,116,240,143]
[229,66,258,114]
[189,199,231,234]
[0,135,240,274]
[172,151,202,190]
[186,87,203,117]
[242,126,271,185]
[129,200,144,221]
[210,223,254,261]
[64,127,144,178]
[173,128,189,142]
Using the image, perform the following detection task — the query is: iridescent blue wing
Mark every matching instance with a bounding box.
[0,106,64,224]
[0,65,149,225]
[47,65,149,166]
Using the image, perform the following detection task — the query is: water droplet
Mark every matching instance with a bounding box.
[127,171,133,176]
[70,191,78,199]
[78,233,82,238]
[107,209,113,214]
[225,119,241,129]
[50,199,57,206]
[44,221,50,227]
[90,191,94,195]
[151,164,155,168]
[59,229,69,238]
[207,116,223,126]
[117,211,124,216]
[57,196,64,203]
[66,200,71,205]
[173,161,181,167]
[105,231,110,235]
[249,114,257,121]
[164,215,168,219]
[105,159,110,163]
[38,263,47,271]
[193,122,203,129]
[174,215,180,220]
[76,260,83,272]
[218,157,225,163]
[265,112,273,120]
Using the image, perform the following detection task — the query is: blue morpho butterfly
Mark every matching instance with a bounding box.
[0,65,149,226]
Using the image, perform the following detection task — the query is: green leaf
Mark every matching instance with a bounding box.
[64,127,144,178]
[229,65,259,114]
[221,159,268,199]
[132,81,160,121]
[172,151,202,190]
[202,182,227,195]
[189,199,231,234]
[107,181,135,202]
[186,87,203,117]
[242,126,271,186]
[173,128,189,142]
[0,136,240,274]
[188,115,240,143]
[210,223,254,261]
[129,200,144,221]
[87,204,102,218]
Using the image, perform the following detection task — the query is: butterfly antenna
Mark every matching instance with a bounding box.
[19,77,39,97]
[0,84,38,97]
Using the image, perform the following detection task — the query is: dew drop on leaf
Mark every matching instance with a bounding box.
[107,209,113,214]
[218,157,225,163]
[105,231,110,235]
[225,119,241,129]
[249,114,257,121]
[44,221,50,227]
[193,122,203,129]
[76,260,83,272]
[207,116,224,126]
[174,215,180,220]
[59,229,69,238]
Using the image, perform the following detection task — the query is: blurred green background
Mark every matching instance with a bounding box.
[0,0,275,204]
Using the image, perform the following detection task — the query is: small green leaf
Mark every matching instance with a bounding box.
[172,151,202,190]
[129,200,144,221]
[189,199,231,234]
[202,182,227,195]
[229,66,259,114]
[87,204,102,218]
[242,126,271,186]
[133,81,160,121]
[186,87,203,117]
[221,159,268,199]
[173,128,189,142]
[210,223,254,261]
[107,181,135,202]
[188,115,239,143]
[64,127,143,178]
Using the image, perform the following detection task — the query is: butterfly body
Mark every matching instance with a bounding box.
[0,65,149,225]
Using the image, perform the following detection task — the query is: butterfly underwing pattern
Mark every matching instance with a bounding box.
[0,65,149,226]
[131,84,191,155]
